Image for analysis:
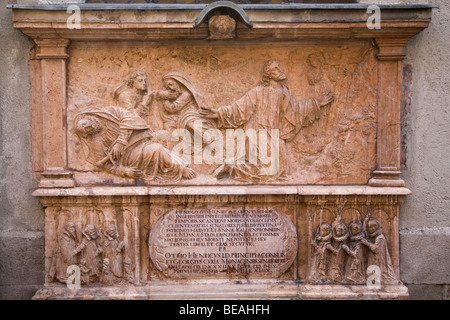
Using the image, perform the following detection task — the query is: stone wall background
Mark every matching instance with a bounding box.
[1,0,449,299]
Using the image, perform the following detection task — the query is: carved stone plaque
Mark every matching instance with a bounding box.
[149,208,297,279]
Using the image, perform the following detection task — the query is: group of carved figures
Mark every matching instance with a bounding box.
[49,222,135,286]
[74,57,334,183]
[309,217,399,285]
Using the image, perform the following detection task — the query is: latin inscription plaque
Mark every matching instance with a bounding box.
[149,208,297,279]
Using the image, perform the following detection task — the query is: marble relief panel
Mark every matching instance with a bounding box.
[67,41,377,185]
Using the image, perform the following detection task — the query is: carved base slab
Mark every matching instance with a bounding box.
[34,187,409,300]
[32,282,409,300]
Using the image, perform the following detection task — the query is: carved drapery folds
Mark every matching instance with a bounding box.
[44,202,142,287]
[305,195,401,286]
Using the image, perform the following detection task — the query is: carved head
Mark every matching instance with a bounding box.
[349,221,363,236]
[333,222,348,237]
[75,115,102,136]
[261,59,286,85]
[83,224,99,240]
[367,218,382,236]
[307,53,324,69]
[124,257,134,272]
[127,70,148,92]
[208,15,236,39]
[103,258,110,268]
[105,224,119,239]
[64,221,77,239]
[162,78,182,94]
[318,223,332,237]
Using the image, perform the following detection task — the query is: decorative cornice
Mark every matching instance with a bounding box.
[9,4,434,42]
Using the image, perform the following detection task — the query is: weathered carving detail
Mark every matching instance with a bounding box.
[102,224,126,284]
[208,15,236,40]
[48,221,79,283]
[201,59,334,183]
[72,58,336,184]
[48,213,140,287]
[156,71,216,140]
[74,105,197,182]
[308,215,399,285]
[113,70,153,118]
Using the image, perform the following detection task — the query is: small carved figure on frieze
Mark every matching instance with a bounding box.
[100,258,114,286]
[328,221,349,283]
[361,217,399,284]
[342,220,367,284]
[49,221,79,284]
[75,224,103,284]
[79,259,91,285]
[309,222,333,283]
[123,256,135,285]
[102,224,126,283]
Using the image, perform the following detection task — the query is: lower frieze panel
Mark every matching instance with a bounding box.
[38,193,408,299]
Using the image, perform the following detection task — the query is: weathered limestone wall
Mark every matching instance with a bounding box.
[0,0,449,299]
[0,1,45,300]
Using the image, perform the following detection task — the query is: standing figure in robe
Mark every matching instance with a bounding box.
[328,222,349,283]
[75,224,103,284]
[309,223,334,283]
[343,220,367,284]
[201,59,334,182]
[49,221,79,283]
[102,224,126,283]
[361,218,399,285]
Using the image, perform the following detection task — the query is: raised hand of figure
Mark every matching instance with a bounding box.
[157,90,178,101]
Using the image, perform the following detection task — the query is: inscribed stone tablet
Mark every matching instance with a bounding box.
[149,208,297,279]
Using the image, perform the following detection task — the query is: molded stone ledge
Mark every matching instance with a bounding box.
[32,185,412,197]
[8,3,435,41]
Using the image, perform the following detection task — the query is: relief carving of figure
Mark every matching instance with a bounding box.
[309,223,333,283]
[49,221,79,283]
[100,258,114,286]
[327,222,349,283]
[113,70,153,119]
[76,224,103,284]
[74,105,196,182]
[123,256,135,284]
[361,217,399,284]
[342,220,367,283]
[155,71,216,142]
[306,53,333,108]
[102,224,126,283]
[79,259,91,285]
[201,59,334,182]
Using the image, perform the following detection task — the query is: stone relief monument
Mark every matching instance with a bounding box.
[7,1,435,299]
